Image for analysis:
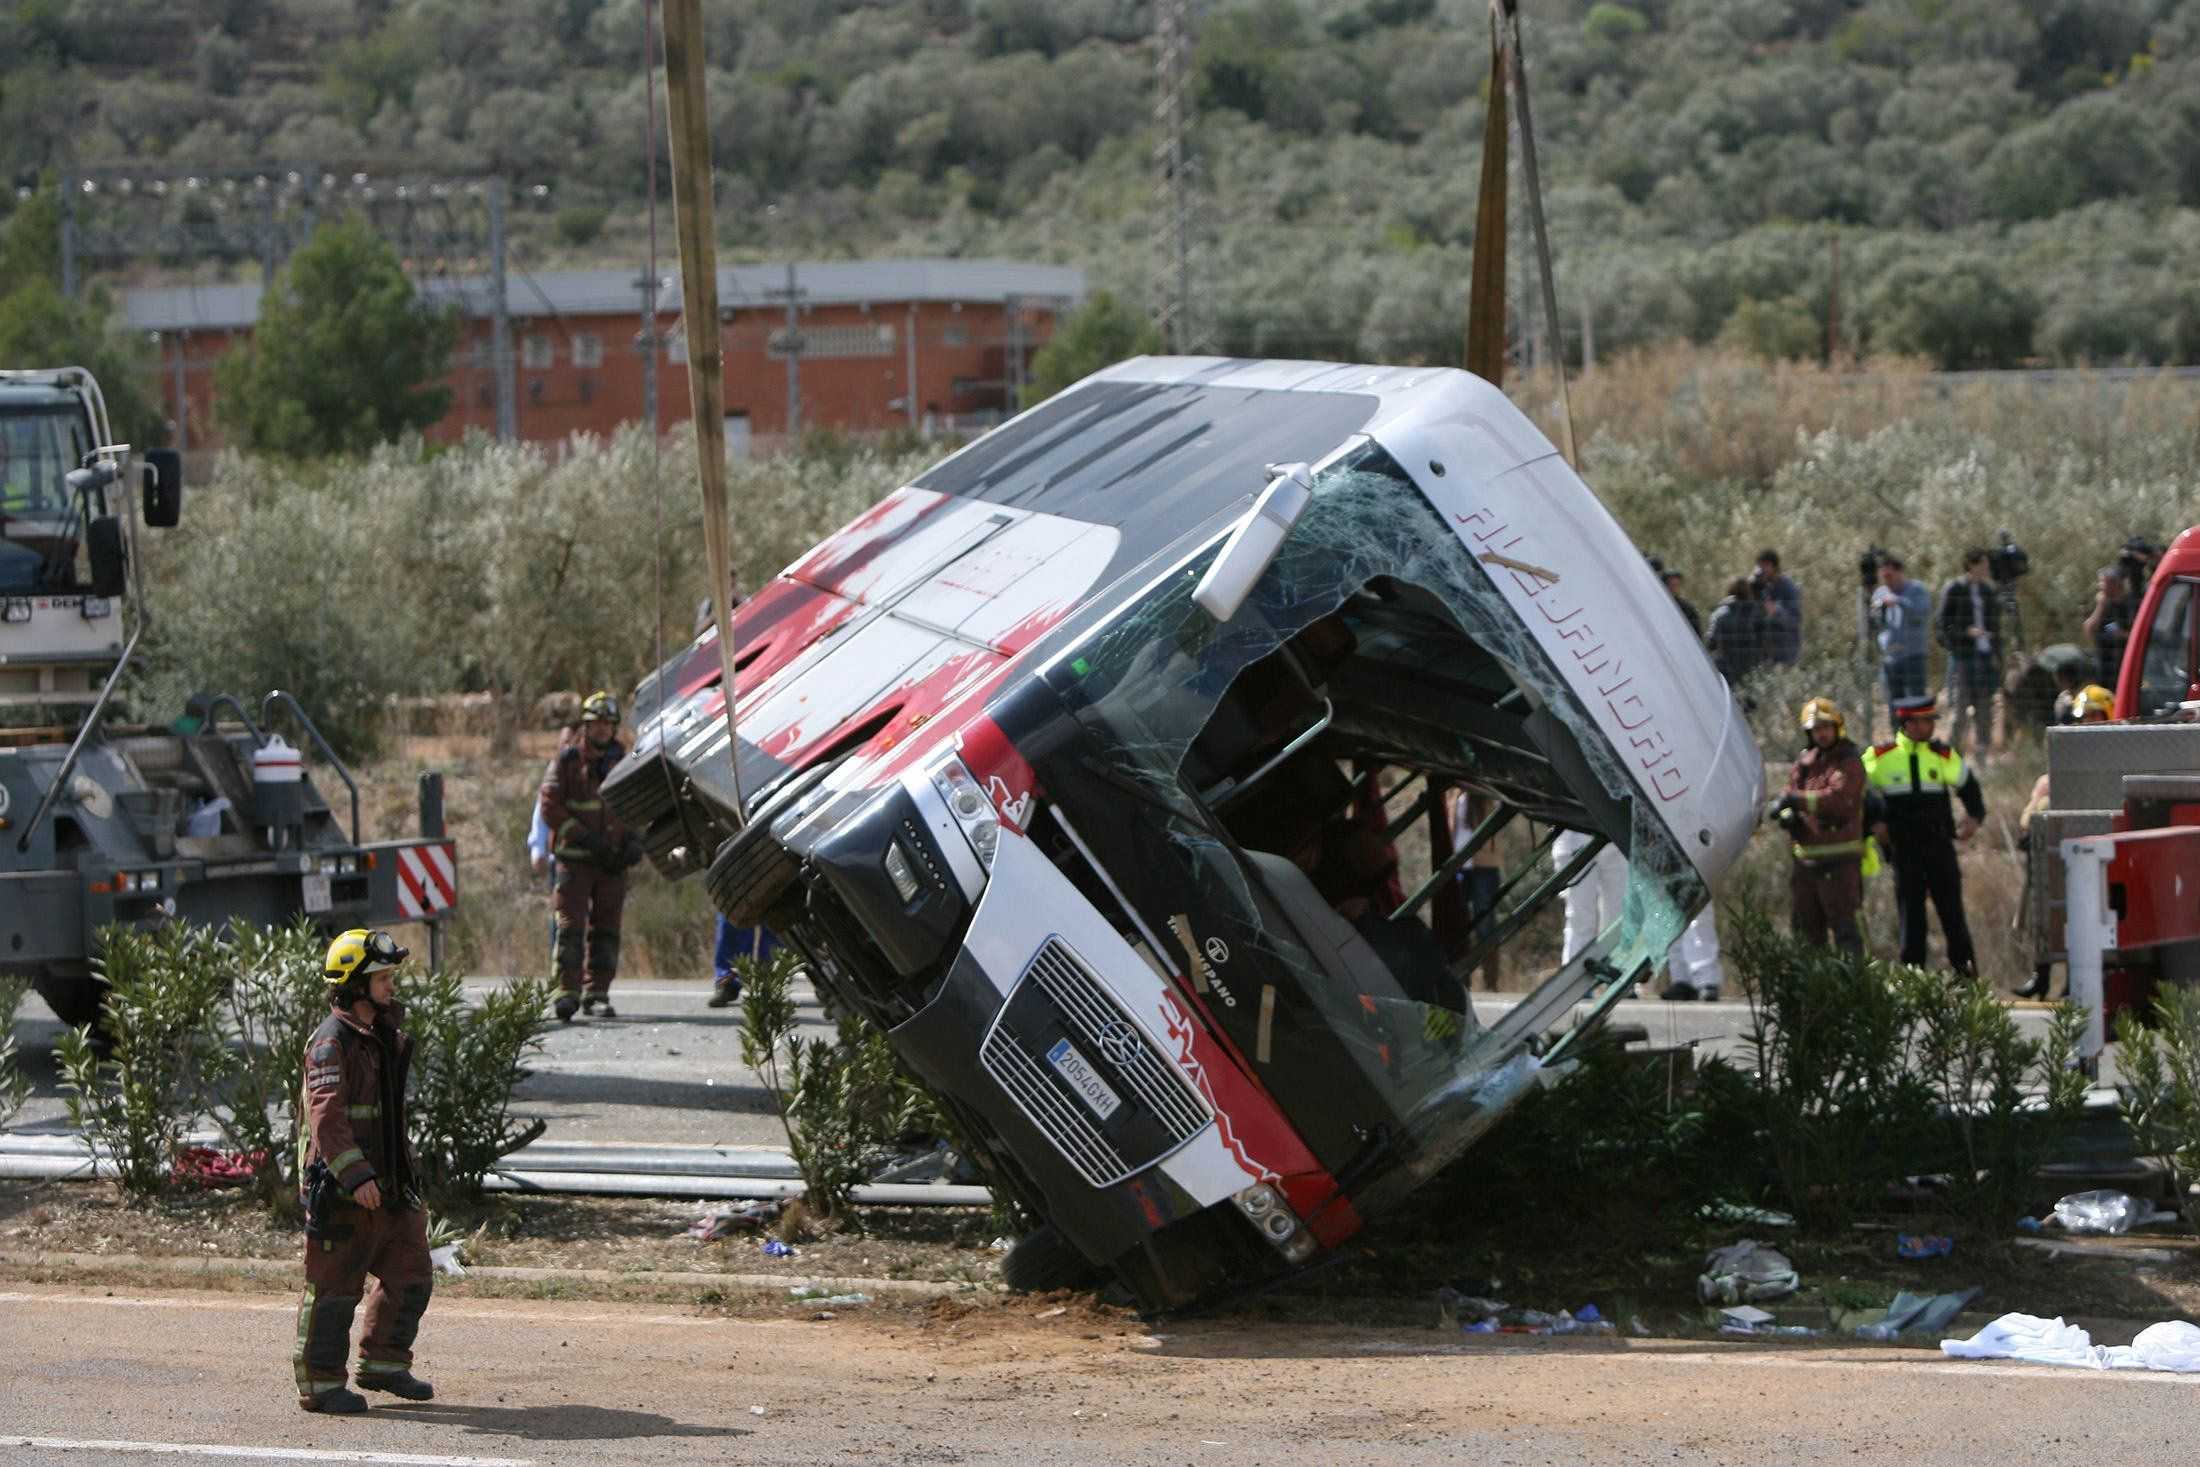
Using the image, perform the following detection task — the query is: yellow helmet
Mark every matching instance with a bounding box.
[2070,684,2115,722]
[323,928,409,988]
[1798,697,1846,738]
[580,690,620,723]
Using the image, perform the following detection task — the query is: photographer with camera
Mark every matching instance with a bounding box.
[1937,548,2002,769]
[1869,554,1933,701]
[2084,562,2139,691]
[541,690,645,1022]
[1752,548,1802,667]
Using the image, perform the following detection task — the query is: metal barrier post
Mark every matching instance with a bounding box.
[2061,835,2114,1062]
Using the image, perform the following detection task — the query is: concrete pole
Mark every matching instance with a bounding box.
[60,171,78,300]
[784,260,801,437]
[488,178,517,441]
[171,333,188,454]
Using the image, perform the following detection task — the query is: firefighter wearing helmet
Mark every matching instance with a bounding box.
[293,929,434,1414]
[539,689,643,1021]
[1767,698,1869,953]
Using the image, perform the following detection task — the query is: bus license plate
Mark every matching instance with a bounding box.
[1045,1037,1121,1121]
[302,873,332,914]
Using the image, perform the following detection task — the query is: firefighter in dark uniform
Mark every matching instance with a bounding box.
[1863,693,1985,975]
[294,928,434,1414]
[1770,698,1869,954]
[540,690,643,1022]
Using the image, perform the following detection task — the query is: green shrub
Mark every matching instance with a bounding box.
[1458,1037,1772,1253]
[2117,985,2200,1234]
[1912,971,2089,1230]
[0,975,31,1127]
[402,969,553,1203]
[194,919,330,1202]
[57,925,229,1198]
[737,948,936,1219]
[1729,907,1938,1230]
[1730,907,2089,1232]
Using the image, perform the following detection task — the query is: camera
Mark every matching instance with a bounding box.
[1985,528,2029,585]
[1858,546,1889,591]
[2116,535,2155,592]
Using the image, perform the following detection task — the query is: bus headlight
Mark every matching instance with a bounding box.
[928,756,1001,872]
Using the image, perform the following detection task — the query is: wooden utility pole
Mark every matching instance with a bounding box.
[1463,4,1509,387]
[659,0,742,820]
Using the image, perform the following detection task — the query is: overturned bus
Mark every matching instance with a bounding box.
[606,359,1762,1309]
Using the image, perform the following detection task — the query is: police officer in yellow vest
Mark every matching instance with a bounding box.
[1863,693,1985,975]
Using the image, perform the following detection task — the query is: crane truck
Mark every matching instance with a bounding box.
[0,366,459,1032]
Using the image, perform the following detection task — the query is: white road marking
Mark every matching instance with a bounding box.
[0,1440,533,1465]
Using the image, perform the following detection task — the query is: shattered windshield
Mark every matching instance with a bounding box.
[1041,443,1704,1195]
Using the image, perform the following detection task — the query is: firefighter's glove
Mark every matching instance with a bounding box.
[1766,794,1802,829]
[618,834,645,871]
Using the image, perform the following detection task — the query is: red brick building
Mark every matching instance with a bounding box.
[124,259,1084,456]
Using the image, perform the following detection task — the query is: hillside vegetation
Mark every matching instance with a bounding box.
[6,1,2200,367]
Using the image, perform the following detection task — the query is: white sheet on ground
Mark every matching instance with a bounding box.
[1942,1313,2200,1372]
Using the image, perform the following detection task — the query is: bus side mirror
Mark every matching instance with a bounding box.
[142,449,183,528]
[1193,462,1314,624]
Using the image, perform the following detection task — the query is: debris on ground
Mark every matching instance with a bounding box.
[1943,1314,2200,1372]
[2051,1190,2145,1235]
[169,1148,265,1189]
[1896,1233,1955,1260]
[1697,1240,1799,1304]
[762,1238,799,1258]
[1699,1202,1796,1229]
[687,1200,782,1241]
[1436,1288,1611,1336]
[429,1243,466,1277]
[1850,1287,1979,1341]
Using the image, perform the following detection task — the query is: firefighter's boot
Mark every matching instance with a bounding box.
[300,1386,369,1414]
[357,1368,435,1401]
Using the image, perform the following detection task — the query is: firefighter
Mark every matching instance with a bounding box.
[294,929,434,1414]
[1863,693,1985,976]
[540,690,643,1022]
[1770,698,1868,954]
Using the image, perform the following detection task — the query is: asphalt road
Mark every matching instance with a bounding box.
[8,981,2080,1148]
[1,1282,2195,1465]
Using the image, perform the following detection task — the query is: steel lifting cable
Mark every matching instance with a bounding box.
[660,0,743,823]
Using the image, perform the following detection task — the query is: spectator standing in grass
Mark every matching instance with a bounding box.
[1705,576,1769,686]
[1938,548,2003,770]
[1753,549,1803,666]
[1870,555,1933,701]
[2083,565,2138,692]
[1659,561,1702,638]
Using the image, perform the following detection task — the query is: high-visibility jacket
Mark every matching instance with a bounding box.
[1863,731,1984,845]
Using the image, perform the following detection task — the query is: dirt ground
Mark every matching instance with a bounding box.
[0,1180,1004,1289]
[6,1175,2196,1344]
